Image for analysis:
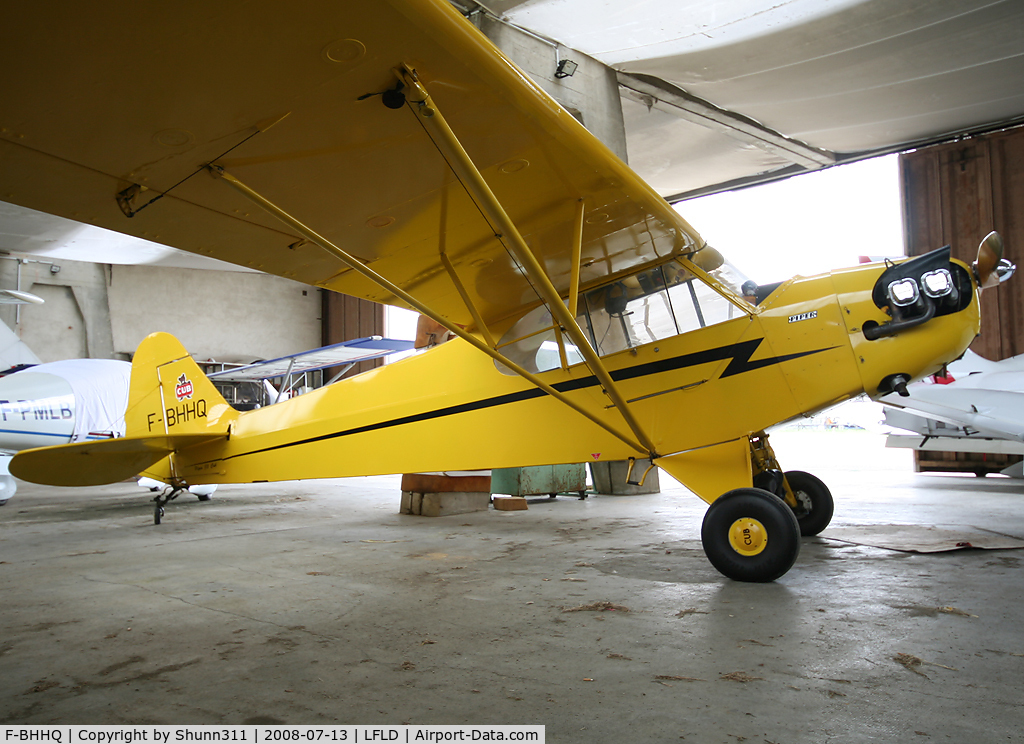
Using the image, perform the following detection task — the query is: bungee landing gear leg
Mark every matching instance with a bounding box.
[750,431,835,536]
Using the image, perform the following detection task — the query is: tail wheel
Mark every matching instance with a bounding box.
[701,488,801,582]
[785,470,834,536]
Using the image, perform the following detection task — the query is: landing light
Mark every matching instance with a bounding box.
[887,278,920,307]
[921,268,954,298]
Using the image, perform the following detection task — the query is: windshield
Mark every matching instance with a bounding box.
[495,249,753,375]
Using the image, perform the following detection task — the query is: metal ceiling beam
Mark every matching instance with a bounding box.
[618,72,836,171]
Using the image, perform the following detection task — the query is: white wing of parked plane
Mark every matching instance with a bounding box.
[881,350,1024,476]
[0,290,45,305]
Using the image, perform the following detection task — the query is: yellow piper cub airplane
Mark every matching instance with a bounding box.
[0,0,1011,581]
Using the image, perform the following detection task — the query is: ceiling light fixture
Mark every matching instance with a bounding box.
[555,59,578,79]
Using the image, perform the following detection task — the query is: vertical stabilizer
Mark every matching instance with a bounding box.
[125,332,238,438]
[0,318,41,371]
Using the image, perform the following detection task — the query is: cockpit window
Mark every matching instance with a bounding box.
[494,304,586,376]
[495,251,752,375]
[583,265,681,356]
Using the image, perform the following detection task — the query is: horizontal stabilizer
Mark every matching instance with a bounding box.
[10,433,224,487]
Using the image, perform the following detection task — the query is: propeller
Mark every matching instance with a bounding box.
[973,231,1015,289]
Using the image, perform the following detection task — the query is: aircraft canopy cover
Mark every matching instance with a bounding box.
[15,359,132,441]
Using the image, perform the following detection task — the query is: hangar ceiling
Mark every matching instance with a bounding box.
[2,0,1023,266]
[482,0,1024,200]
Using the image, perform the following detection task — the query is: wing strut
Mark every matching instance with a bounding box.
[568,198,585,318]
[439,251,495,349]
[208,167,648,456]
[396,66,659,457]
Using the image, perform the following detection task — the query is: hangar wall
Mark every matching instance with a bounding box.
[106,264,321,362]
[900,125,1024,362]
[0,257,322,363]
[0,257,114,362]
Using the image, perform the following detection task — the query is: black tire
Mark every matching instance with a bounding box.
[154,505,163,525]
[785,470,834,536]
[701,488,801,582]
[196,494,212,502]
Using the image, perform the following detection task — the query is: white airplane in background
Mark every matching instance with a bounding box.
[0,356,132,504]
[881,350,1024,477]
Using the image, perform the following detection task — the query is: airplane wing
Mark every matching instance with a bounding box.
[0,290,44,305]
[883,387,1024,443]
[881,350,1024,443]
[206,337,414,382]
[0,0,701,328]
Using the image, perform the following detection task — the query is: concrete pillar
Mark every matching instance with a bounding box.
[473,15,650,497]
[475,14,629,163]
[590,459,661,495]
[0,257,115,361]
[71,278,115,359]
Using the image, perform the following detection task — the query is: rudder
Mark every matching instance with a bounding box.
[125,332,238,438]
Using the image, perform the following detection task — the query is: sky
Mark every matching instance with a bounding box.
[385,153,904,339]
[677,153,904,285]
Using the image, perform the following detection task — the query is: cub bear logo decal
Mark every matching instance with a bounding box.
[175,374,194,401]
[148,374,207,432]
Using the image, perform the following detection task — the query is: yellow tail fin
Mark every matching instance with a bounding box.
[125,332,239,438]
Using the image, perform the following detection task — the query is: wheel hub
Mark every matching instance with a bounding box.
[728,517,768,556]
[792,489,812,518]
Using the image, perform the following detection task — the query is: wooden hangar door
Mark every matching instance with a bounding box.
[900,125,1024,362]
[321,291,386,380]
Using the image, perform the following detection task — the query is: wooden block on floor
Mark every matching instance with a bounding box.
[401,490,491,517]
[492,496,528,511]
[401,473,492,493]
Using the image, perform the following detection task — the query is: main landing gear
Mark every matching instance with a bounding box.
[700,432,835,582]
[784,469,834,536]
[702,488,801,582]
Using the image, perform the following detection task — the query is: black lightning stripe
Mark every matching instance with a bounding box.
[204,339,836,464]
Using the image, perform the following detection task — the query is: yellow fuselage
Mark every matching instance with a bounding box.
[154,259,979,491]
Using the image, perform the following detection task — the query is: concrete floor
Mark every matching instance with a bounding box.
[1,430,1022,741]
